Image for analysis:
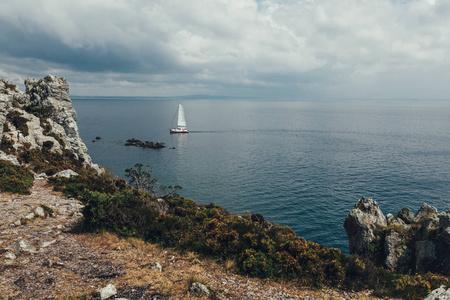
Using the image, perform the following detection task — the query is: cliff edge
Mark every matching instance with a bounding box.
[0,75,98,172]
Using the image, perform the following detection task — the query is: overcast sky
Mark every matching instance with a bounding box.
[1,0,449,99]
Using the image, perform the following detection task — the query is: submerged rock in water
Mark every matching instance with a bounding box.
[125,138,165,148]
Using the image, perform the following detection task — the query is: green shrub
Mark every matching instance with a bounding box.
[0,160,34,194]
[50,132,65,148]
[0,136,16,154]
[6,110,29,136]
[18,148,84,175]
[23,105,54,119]
[3,122,10,132]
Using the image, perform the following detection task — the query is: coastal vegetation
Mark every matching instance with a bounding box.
[0,160,34,195]
[46,163,449,300]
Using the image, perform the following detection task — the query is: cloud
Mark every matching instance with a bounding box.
[0,0,449,98]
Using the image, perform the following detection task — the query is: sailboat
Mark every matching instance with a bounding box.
[170,104,189,133]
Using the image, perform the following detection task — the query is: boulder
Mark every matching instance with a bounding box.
[415,203,438,222]
[190,282,209,295]
[436,213,450,246]
[34,206,45,218]
[395,207,414,224]
[53,169,79,178]
[415,240,437,274]
[150,262,163,272]
[384,231,405,271]
[97,284,117,300]
[4,251,16,260]
[344,198,386,257]
[421,216,439,239]
[424,285,450,300]
[7,239,37,254]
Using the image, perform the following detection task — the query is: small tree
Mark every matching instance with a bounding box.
[125,163,181,197]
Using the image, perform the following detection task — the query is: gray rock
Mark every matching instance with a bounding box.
[13,220,21,226]
[150,262,163,272]
[437,213,450,246]
[25,213,35,219]
[353,198,387,226]
[8,240,37,254]
[415,240,437,274]
[395,207,414,224]
[421,216,439,239]
[384,231,406,271]
[4,251,16,260]
[438,212,450,230]
[424,285,450,300]
[386,213,394,224]
[39,239,57,248]
[0,150,20,165]
[34,206,45,218]
[97,284,117,300]
[344,198,386,257]
[53,169,79,178]
[190,282,209,295]
[388,216,408,228]
[34,172,47,179]
[415,203,438,222]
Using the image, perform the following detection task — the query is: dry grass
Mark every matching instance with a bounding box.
[70,232,389,300]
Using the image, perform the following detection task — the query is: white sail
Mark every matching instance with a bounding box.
[170,104,188,133]
[177,104,187,128]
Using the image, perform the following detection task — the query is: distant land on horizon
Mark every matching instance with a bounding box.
[71,95,450,103]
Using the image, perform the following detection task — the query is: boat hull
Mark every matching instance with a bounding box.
[170,128,189,133]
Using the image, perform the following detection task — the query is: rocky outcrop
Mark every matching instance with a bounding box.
[125,138,165,149]
[345,198,450,275]
[0,76,98,171]
[343,198,386,258]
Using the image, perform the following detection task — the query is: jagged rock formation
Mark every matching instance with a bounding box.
[345,198,450,275]
[0,75,98,171]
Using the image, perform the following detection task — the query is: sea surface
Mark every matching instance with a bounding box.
[72,98,450,253]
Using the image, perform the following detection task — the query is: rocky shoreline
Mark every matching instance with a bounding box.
[345,198,450,275]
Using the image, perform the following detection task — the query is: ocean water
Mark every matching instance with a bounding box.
[72,98,450,252]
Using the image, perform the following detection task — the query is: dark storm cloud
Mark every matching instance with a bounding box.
[1,0,450,98]
[0,20,179,74]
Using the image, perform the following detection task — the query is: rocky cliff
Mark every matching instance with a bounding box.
[0,75,98,172]
[344,198,450,275]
